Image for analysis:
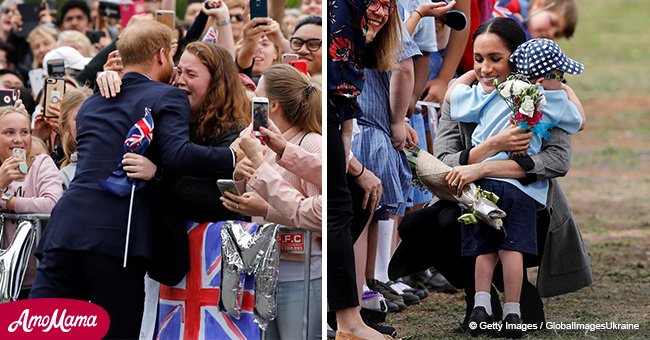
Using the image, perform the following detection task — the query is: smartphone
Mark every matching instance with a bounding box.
[0,88,19,106]
[250,0,268,20]
[217,179,240,196]
[281,53,299,64]
[99,0,121,19]
[47,58,66,78]
[42,77,66,119]
[290,60,309,76]
[12,148,28,174]
[120,0,145,27]
[17,3,40,38]
[251,97,269,137]
[155,10,176,29]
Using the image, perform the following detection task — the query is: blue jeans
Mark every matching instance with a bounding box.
[266,278,322,339]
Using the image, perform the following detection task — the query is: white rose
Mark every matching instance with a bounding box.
[519,96,535,117]
[499,80,513,97]
[511,80,529,96]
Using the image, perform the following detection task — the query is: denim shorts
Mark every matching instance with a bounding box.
[461,179,538,256]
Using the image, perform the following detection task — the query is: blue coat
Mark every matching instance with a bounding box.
[37,73,235,263]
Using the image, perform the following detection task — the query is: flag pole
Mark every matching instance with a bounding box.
[123,183,136,267]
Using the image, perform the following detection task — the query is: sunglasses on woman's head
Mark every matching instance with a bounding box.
[230,14,244,22]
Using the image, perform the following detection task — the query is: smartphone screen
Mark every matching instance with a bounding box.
[252,97,269,136]
[281,53,299,64]
[250,0,268,20]
[43,77,66,118]
[99,1,121,19]
[155,10,176,29]
[0,88,18,106]
[47,58,66,78]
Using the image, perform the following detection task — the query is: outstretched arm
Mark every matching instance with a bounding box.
[390,58,415,150]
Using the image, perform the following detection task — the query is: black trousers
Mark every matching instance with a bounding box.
[326,106,359,312]
[396,201,546,324]
[30,249,148,339]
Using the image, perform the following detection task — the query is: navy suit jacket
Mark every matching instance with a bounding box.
[37,73,234,262]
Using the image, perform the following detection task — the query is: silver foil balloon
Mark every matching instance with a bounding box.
[0,220,36,303]
[220,224,245,318]
[414,149,507,230]
[251,225,279,329]
[220,222,280,330]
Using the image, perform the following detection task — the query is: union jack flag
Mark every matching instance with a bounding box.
[125,107,154,153]
[203,27,218,44]
[156,221,259,340]
[99,107,155,196]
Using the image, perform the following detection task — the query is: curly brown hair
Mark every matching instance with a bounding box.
[184,42,251,143]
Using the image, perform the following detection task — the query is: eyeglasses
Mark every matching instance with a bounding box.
[368,0,396,14]
[230,14,244,22]
[289,37,322,52]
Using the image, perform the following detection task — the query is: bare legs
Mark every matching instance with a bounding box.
[475,250,523,304]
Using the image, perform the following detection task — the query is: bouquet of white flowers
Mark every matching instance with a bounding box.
[495,74,547,158]
[405,143,507,232]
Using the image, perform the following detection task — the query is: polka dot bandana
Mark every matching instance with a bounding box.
[510,38,584,80]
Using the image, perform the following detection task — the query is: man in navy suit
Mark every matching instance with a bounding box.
[30,21,237,338]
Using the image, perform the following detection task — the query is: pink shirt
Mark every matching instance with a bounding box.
[2,154,63,286]
[237,126,322,281]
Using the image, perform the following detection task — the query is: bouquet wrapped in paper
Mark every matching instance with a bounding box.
[406,144,507,232]
[494,74,548,158]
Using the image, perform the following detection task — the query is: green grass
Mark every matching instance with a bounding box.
[560,0,650,100]
[573,144,638,167]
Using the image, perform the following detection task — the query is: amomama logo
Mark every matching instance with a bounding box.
[0,298,109,339]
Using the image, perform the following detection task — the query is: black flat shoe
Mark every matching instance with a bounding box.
[468,306,498,337]
[501,313,524,339]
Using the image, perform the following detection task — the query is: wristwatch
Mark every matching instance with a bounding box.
[1,192,12,202]
[1,192,13,209]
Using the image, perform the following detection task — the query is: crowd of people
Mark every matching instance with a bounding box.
[1,0,322,339]
[328,0,591,339]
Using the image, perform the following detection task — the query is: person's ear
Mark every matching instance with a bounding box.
[155,48,166,65]
[269,100,280,114]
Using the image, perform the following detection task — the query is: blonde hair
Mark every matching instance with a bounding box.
[27,25,59,68]
[365,0,402,71]
[30,136,48,156]
[261,64,321,135]
[0,106,34,167]
[59,87,91,167]
[58,30,94,57]
[184,42,251,143]
[117,21,173,67]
